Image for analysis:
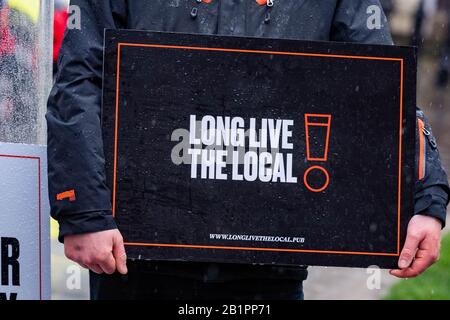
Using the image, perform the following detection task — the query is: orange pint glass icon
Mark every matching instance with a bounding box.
[304,114,332,193]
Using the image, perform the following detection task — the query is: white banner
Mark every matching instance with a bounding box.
[0,142,50,300]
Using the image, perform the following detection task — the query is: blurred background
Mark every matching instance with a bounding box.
[0,0,449,300]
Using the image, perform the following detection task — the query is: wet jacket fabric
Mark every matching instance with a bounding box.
[47,0,449,280]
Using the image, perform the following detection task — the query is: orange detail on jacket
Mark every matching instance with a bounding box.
[418,118,425,180]
[56,189,76,202]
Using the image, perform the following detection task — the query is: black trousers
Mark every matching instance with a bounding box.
[90,262,304,300]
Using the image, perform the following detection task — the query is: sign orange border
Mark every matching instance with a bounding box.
[112,43,404,257]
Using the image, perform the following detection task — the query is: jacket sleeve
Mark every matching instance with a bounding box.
[331,0,394,45]
[46,0,127,242]
[331,0,450,226]
[415,109,450,227]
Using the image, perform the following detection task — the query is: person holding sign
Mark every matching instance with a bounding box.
[47,0,449,300]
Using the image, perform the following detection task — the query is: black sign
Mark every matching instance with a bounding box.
[102,30,416,268]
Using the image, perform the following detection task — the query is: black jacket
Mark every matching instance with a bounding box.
[47,0,449,280]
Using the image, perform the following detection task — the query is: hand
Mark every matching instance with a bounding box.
[64,229,128,275]
[390,215,441,278]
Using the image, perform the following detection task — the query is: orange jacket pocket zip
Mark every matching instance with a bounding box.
[418,118,426,180]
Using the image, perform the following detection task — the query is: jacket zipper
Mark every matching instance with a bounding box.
[418,118,426,180]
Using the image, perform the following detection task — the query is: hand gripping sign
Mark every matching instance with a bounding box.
[102,30,416,268]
